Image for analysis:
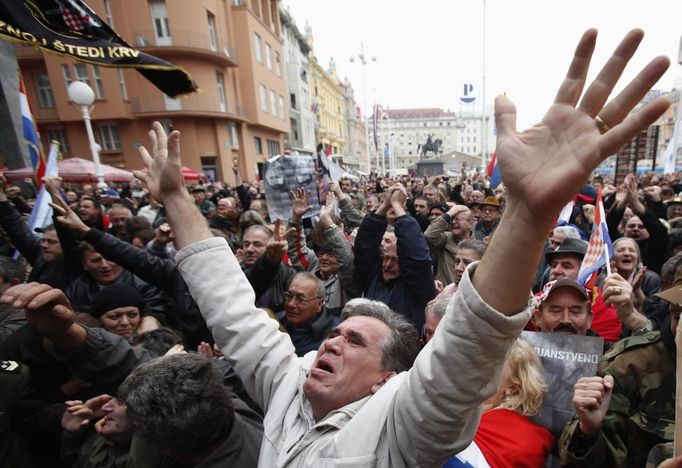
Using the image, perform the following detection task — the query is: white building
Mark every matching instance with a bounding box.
[374,108,494,172]
[280,8,316,155]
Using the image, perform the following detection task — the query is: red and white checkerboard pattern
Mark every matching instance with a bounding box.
[61,7,88,30]
[582,227,605,269]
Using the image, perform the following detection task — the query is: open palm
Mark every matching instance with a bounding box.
[495,29,670,223]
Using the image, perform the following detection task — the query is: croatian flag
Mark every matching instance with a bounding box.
[577,187,613,285]
[27,141,60,232]
[486,152,501,189]
[19,74,46,187]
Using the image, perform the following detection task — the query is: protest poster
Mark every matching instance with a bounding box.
[521,331,604,438]
[263,155,320,222]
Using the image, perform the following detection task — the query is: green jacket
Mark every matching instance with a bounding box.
[559,325,676,467]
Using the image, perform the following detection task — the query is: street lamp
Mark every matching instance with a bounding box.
[67,81,107,189]
[349,43,377,175]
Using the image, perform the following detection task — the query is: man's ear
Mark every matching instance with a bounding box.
[532,308,542,328]
[371,370,397,394]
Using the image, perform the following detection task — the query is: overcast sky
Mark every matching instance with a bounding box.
[283,0,681,129]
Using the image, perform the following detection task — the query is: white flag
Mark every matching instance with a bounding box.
[28,142,60,231]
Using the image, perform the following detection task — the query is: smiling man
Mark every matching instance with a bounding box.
[130,27,672,466]
[534,278,594,335]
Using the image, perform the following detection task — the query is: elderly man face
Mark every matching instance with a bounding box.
[303,315,395,421]
[97,397,132,444]
[534,286,592,335]
[470,190,484,203]
[480,205,500,226]
[217,198,234,217]
[549,229,568,251]
[624,216,650,241]
[548,253,582,281]
[381,241,401,281]
[284,276,324,327]
[450,209,473,240]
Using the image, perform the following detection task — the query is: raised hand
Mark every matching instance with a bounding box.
[319,191,337,229]
[48,188,90,236]
[265,219,294,263]
[289,188,312,224]
[133,121,186,204]
[495,29,669,225]
[61,394,111,433]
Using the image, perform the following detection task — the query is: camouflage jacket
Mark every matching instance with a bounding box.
[558,326,675,467]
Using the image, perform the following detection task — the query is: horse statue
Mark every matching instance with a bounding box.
[418,135,443,158]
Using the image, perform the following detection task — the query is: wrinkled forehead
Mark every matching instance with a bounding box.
[338,316,392,346]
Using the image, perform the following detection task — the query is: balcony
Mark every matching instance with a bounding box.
[131,29,238,67]
[130,94,249,121]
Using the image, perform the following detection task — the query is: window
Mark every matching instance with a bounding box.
[265,43,272,69]
[229,122,239,148]
[103,0,114,26]
[267,139,281,156]
[278,95,284,118]
[150,0,171,45]
[61,65,73,88]
[92,65,105,99]
[117,69,128,100]
[34,74,55,108]
[275,52,281,76]
[46,128,69,152]
[290,93,296,109]
[254,33,263,63]
[254,136,263,154]
[216,71,226,112]
[73,63,90,88]
[96,124,122,151]
[207,12,217,51]
[270,90,276,115]
[259,84,268,112]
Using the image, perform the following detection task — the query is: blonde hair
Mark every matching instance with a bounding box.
[496,339,548,417]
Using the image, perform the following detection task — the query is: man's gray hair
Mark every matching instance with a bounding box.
[341,298,419,373]
[118,354,234,455]
[425,296,451,320]
[292,271,325,299]
[553,225,581,240]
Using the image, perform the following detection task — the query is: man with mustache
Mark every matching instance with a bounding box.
[533,278,594,336]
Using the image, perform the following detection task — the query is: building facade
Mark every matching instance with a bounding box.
[373,107,492,172]
[16,0,288,183]
[280,8,315,155]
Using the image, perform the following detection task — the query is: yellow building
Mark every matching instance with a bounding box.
[306,30,345,154]
[16,0,288,183]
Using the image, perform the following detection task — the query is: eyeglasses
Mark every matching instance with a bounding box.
[381,255,399,263]
[627,224,645,229]
[283,291,321,304]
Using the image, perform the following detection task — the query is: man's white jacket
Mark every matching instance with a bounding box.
[177,237,531,467]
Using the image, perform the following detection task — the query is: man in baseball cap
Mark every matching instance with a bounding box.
[533,278,593,335]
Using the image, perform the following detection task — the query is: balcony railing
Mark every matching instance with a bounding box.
[132,29,237,64]
[131,94,248,119]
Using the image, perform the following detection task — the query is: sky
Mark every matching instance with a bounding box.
[282,0,681,129]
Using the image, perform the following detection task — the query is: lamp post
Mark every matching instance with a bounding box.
[67,81,107,189]
[349,43,376,175]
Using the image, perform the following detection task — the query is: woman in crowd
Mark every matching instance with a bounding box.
[90,283,158,339]
[444,339,554,467]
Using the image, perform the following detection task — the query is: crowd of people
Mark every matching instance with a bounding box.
[0,29,680,467]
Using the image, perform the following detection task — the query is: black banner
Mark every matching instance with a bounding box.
[0,0,198,98]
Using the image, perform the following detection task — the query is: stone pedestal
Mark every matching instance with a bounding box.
[416,160,444,177]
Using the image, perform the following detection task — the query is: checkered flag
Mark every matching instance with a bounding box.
[577,187,613,285]
[59,0,101,31]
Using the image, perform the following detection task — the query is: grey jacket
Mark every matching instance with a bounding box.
[176,237,531,467]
